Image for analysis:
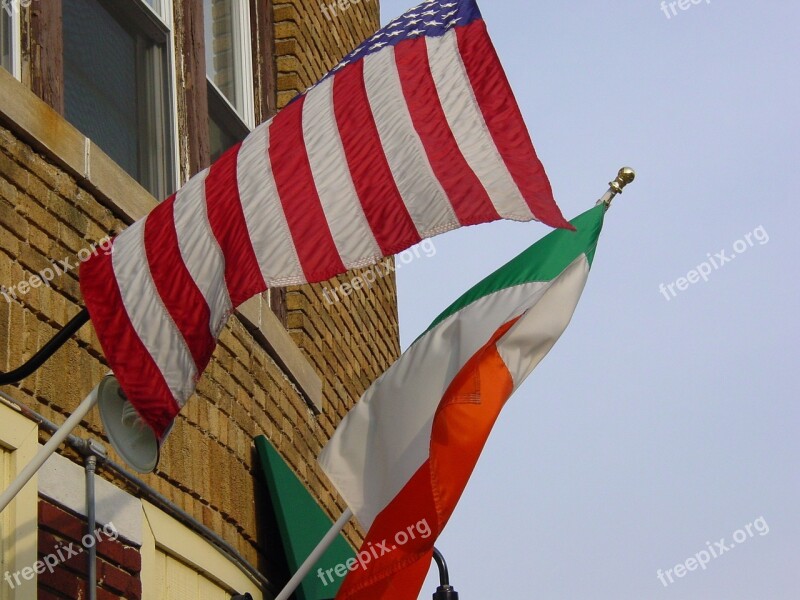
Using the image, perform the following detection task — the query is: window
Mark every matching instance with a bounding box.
[0,404,39,600]
[0,0,20,78]
[204,0,254,162]
[141,502,260,599]
[62,0,176,199]
[153,552,234,599]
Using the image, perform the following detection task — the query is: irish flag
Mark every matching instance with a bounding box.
[318,204,607,599]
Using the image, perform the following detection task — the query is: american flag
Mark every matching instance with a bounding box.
[80,0,571,439]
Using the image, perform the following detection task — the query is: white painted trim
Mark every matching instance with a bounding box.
[206,0,256,131]
[133,0,181,192]
[234,0,255,129]
[163,0,181,190]
[139,0,167,24]
[139,511,158,598]
[37,449,144,546]
[0,404,39,600]
[142,501,262,598]
[10,0,21,80]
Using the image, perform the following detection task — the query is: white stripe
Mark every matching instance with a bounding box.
[237,122,306,286]
[496,257,590,389]
[302,77,382,269]
[112,220,197,405]
[426,30,534,220]
[319,256,590,530]
[173,169,232,337]
[363,47,460,237]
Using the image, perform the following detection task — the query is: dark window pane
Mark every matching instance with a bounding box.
[63,0,174,199]
[209,112,239,164]
[207,81,248,163]
[1,5,13,73]
[63,0,138,177]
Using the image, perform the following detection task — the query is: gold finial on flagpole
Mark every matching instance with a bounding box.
[598,167,636,208]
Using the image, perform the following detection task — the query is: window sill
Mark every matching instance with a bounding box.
[237,296,324,412]
[0,66,157,224]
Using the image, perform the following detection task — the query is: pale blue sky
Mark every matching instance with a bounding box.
[377,1,799,598]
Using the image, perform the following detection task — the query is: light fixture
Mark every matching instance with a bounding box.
[432,547,459,600]
[0,309,164,513]
[97,373,160,474]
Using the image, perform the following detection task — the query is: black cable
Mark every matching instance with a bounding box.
[0,308,90,384]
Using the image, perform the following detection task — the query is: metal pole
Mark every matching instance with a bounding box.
[0,387,275,595]
[274,507,353,600]
[85,453,98,600]
[0,386,98,513]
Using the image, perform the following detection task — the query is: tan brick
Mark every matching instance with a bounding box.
[0,0,386,568]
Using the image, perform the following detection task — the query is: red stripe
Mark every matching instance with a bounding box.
[336,319,519,599]
[332,60,421,255]
[456,22,572,231]
[393,36,499,226]
[268,95,346,282]
[143,195,216,372]
[79,245,180,440]
[205,142,267,307]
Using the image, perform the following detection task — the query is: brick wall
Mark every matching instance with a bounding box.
[0,0,394,581]
[273,0,400,439]
[37,499,142,600]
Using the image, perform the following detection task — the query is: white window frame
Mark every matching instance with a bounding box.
[137,0,181,192]
[0,404,39,600]
[206,0,255,130]
[1,0,22,79]
[65,0,180,195]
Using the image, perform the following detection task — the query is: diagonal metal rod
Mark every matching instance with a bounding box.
[274,508,353,600]
[0,308,90,385]
[0,385,99,513]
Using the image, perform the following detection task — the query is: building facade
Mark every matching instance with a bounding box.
[0,0,394,597]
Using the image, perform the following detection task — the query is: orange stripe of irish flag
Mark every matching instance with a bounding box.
[337,317,519,600]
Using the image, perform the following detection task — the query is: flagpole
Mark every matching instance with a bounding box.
[596,167,636,207]
[274,507,353,600]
